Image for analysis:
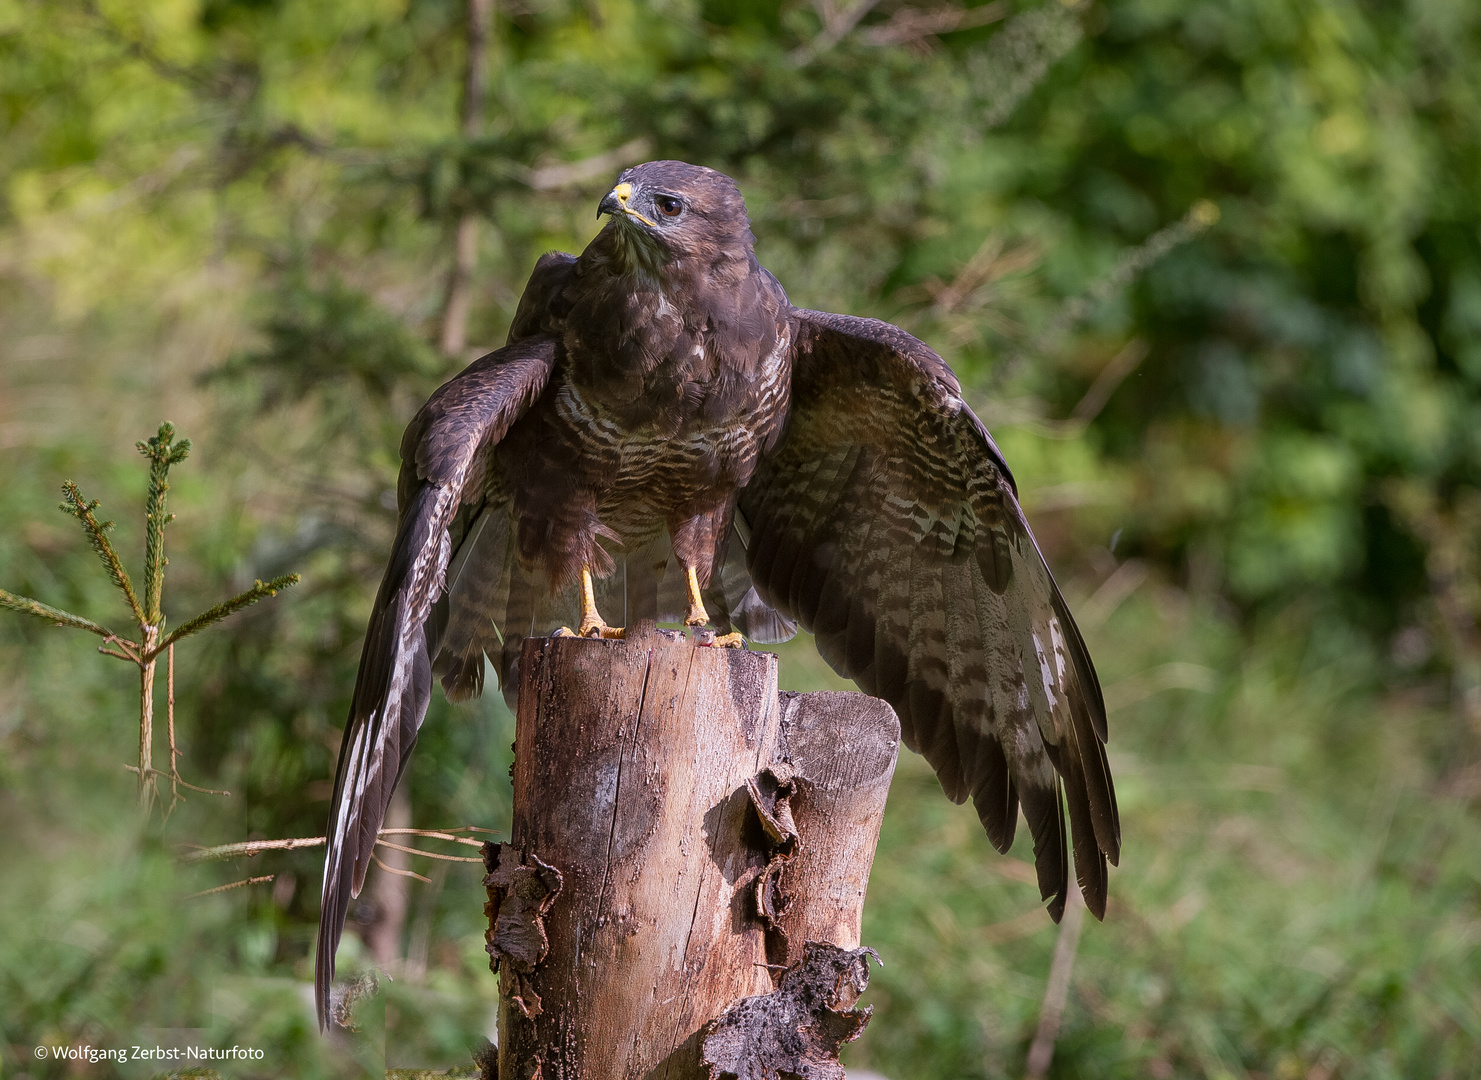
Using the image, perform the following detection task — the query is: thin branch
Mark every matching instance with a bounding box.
[973,1,1087,129]
[123,765,229,796]
[58,482,143,622]
[137,624,159,810]
[1023,886,1086,1080]
[1069,338,1150,424]
[931,232,1004,314]
[927,232,1042,316]
[0,589,118,639]
[372,853,433,883]
[377,827,489,849]
[862,1,1008,48]
[182,836,327,861]
[154,574,301,655]
[524,137,654,191]
[165,644,189,815]
[975,199,1220,402]
[81,0,214,91]
[374,838,485,863]
[1077,559,1150,632]
[426,823,500,834]
[63,146,202,221]
[1033,200,1220,355]
[172,776,230,797]
[168,642,177,803]
[101,634,143,663]
[790,0,884,65]
[180,825,496,863]
[186,875,275,900]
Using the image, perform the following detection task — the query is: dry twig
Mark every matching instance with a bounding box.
[374,838,485,864]
[862,1,1008,49]
[186,875,275,900]
[790,0,884,65]
[124,765,229,797]
[1023,886,1085,1079]
[525,138,654,191]
[182,826,499,862]
[183,836,330,861]
[373,854,433,883]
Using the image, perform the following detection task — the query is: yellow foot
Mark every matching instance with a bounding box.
[580,621,625,639]
[562,564,625,639]
[691,628,746,648]
[683,565,711,629]
[552,624,625,639]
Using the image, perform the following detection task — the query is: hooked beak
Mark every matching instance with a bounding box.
[598,182,657,227]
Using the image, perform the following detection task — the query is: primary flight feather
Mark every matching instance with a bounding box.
[316,160,1119,1027]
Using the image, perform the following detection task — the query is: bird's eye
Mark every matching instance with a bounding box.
[655,195,684,218]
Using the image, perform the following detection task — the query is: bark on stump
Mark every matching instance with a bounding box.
[483,628,899,1080]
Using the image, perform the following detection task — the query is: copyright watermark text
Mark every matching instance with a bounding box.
[33,1043,265,1064]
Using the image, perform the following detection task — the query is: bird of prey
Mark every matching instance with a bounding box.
[316,160,1119,1027]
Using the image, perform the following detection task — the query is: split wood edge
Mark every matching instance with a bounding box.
[483,632,900,1080]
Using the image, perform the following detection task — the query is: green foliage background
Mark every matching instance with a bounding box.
[2,0,1480,1076]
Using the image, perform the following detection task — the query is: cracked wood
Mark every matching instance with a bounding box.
[496,630,898,1079]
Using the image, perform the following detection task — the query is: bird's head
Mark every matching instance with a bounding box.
[596,160,754,277]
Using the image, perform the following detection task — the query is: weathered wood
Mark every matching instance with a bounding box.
[485,629,899,1080]
[767,690,900,960]
[700,942,878,1080]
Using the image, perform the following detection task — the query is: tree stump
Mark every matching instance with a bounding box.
[482,627,899,1080]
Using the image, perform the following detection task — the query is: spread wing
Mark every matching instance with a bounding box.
[315,334,556,1028]
[740,310,1120,920]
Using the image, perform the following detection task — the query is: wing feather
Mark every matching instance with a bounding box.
[783,447,862,618]
[942,556,1017,852]
[791,446,869,635]
[906,547,959,796]
[740,309,1119,922]
[316,335,556,1029]
[810,456,879,667]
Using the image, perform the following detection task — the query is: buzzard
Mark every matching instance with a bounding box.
[316,160,1119,1026]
